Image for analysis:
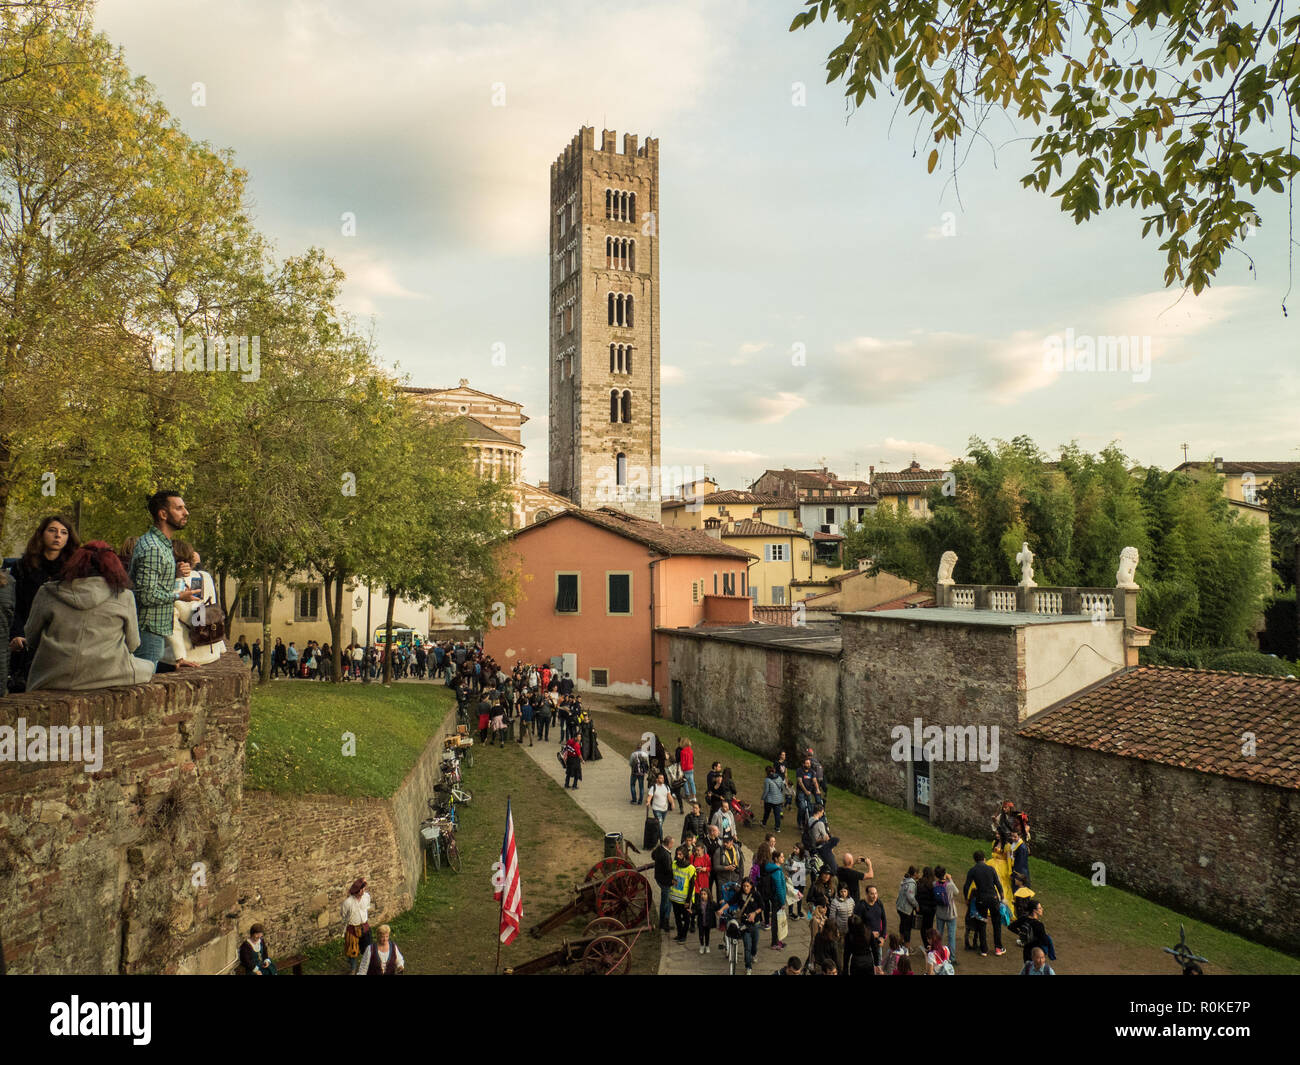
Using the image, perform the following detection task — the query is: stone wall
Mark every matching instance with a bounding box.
[670,616,1300,951]
[1017,740,1300,952]
[667,631,839,760]
[836,613,1027,836]
[0,653,249,974]
[238,707,459,957]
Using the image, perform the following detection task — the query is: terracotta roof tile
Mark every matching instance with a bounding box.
[1018,666,1300,790]
[727,519,808,538]
[516,507,754,559]
[1174,460,1300,476]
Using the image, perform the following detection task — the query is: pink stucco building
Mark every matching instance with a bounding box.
[485,507,753,706]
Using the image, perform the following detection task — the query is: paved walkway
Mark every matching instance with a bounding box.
[517,724,812,975]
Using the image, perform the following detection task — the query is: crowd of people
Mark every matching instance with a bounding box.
[3,494,227,697]
[228,634,474,682]
[644,745,1056,977]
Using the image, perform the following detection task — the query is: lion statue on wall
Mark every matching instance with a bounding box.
[1116,546,1140,589]
[937,550,958,586]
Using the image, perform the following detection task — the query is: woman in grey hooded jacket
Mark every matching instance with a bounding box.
[25,542,154,692]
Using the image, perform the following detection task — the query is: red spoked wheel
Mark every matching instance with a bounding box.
[581,935,631,975]
[595,870,650,928]
[585,856,634,882]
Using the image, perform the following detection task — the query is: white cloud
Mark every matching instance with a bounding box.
[738,391,808,424]
[661,364,685,384]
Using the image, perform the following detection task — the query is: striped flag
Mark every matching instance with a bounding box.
[496,798,523,944]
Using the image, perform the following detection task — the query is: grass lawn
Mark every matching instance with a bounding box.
[591,702,1300,976]
[247,680,454,796]
[301,732,661,975]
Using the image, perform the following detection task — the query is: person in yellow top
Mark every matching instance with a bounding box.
[668,846,697,943]
[987,840,1014,908]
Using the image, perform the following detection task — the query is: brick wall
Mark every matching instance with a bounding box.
[0,652,249,974]
[238,708,460,957]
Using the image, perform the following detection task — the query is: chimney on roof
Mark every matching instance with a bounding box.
[1213,456,1224,471]
[868,465,875,481]
[909,460,921,471]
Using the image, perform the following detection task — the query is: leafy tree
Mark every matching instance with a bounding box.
[0,9,248,541]
[847,435,1268,649]
[1261,467,1300,657]
[793,0,1300,298]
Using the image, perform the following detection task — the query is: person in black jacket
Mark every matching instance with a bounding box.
[680,799,708,842]
[651,836,675,932]
[238,924,277,975]
[962,851,1005,956]
[1008,899,1056,963]
[7,515,80,693]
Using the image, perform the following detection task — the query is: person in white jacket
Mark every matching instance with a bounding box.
[162,546,226,668]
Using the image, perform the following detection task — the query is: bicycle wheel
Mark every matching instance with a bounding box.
[451,787,472,805]
[463,746,474,768]
[727,937,737,976]
[428,834,441,871]
[446,836,461,873]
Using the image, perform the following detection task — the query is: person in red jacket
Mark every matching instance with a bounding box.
[677,737,697,801]
[563,733,583,789]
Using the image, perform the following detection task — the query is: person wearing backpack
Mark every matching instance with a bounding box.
[932,864,959,963]
[924,927,955,975]
[629,747,650,804]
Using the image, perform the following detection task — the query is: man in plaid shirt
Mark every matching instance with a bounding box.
[129,489,199,668]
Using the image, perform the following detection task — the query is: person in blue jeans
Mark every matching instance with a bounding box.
[629,748,649,804]
[651,836,675,932]
[646,773,673,829]
[932,865,959,963]
[719,878,764,974]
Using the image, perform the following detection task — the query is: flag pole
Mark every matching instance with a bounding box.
[495,794,510,975]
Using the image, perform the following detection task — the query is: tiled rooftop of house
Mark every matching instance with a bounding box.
[1019,666,1300,789]
[522,507,754,559]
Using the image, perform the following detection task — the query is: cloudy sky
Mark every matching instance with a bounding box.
[98,0,1299,488]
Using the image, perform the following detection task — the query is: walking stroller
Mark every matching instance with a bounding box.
[728,796,756,829]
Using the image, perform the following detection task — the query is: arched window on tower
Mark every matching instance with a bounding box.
[609,343,616,373]
[626,295,634,328]
[630,192,637,222]
[615,293,624,326]
[616,452,627,486]
[621,191,629,221]
[605,188,612,219]
[610,390,619,423]
[629,240,635,272]
[606,236,612,268]
[607,292,615,325]
[625,346,632,374]
[621,390,631,423]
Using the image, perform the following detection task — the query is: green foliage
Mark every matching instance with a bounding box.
[1138,645,1203,669]
[793,0,1300,298]
[846,436,1269,650]
[1260,591,1298,658]
[1201,649,1298,676]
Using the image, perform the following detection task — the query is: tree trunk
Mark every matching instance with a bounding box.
[259,569,276,685]
[322,568,345,683]
[381,588,397,686]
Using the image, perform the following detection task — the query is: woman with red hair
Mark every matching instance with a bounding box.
[24,541,155,691]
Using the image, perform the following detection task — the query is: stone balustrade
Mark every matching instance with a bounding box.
[941,584,1121,618]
